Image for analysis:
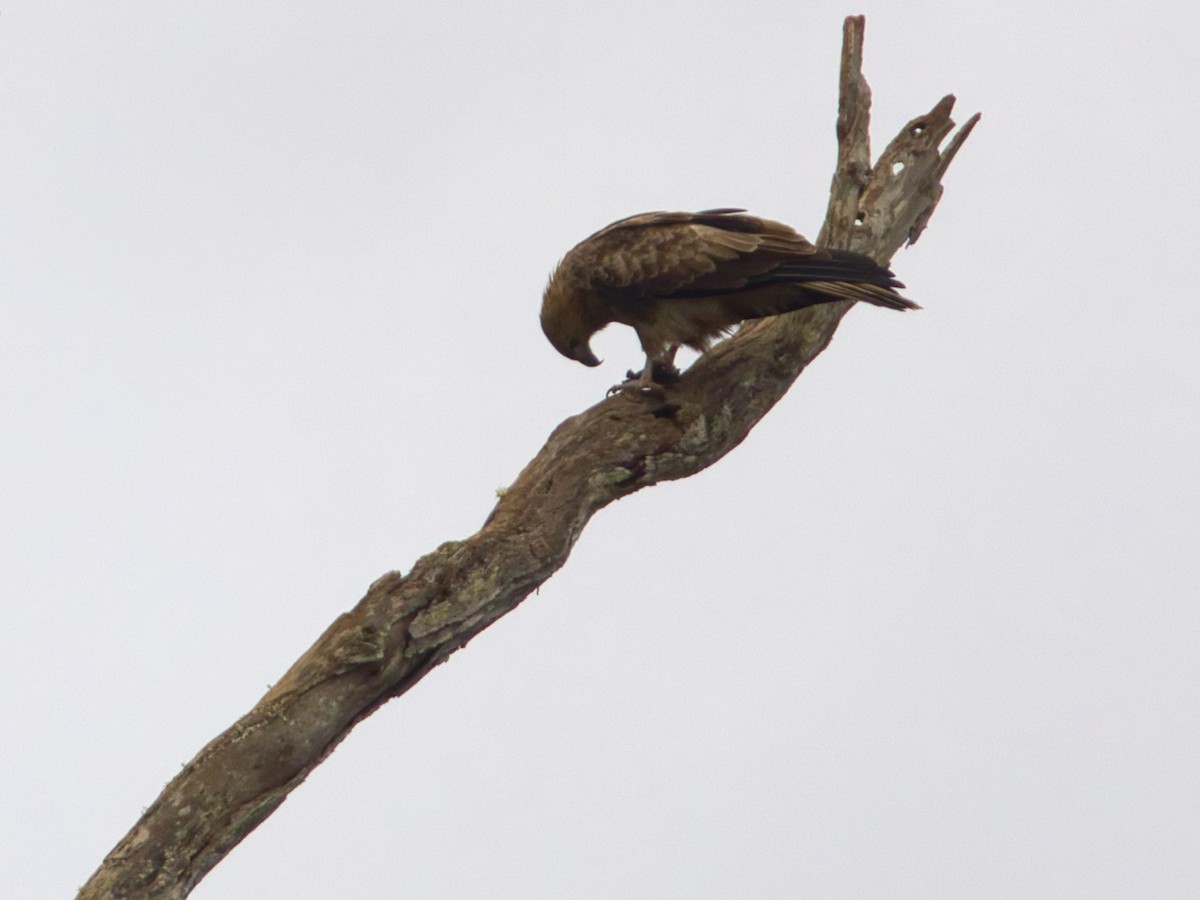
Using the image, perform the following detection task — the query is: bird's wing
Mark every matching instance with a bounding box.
[571,210,820,303]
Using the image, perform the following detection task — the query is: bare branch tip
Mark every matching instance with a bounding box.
[937,110,982,172]
[931,94,956,118]
[840,15,866,65]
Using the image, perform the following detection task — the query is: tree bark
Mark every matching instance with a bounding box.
[77,16,979,899]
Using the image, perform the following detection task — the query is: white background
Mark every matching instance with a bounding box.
[3,2,1198,897]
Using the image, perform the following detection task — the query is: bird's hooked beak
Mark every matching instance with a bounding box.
[574,342,602,367]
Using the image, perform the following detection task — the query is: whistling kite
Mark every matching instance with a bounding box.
[541,208,916,390]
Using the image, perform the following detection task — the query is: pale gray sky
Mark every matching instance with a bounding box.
[3,2,1199,898]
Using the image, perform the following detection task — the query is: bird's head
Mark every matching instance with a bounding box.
[540,276,603,368]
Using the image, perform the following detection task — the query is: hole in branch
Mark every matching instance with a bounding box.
[911,123,925,135]
[892,161,905,175]
[853,212,865,227]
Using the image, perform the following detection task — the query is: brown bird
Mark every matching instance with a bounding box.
[540,208,918,389]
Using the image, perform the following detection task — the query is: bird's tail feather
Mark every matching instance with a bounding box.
[797,280,920,311]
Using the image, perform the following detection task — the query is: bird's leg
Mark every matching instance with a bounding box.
[636,364,657,391]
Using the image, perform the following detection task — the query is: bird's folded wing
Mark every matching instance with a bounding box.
[576,210,821,305]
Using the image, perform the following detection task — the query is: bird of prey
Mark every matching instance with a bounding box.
[540,208,918,390]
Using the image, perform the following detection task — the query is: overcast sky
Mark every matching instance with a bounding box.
[3,2,1199,898]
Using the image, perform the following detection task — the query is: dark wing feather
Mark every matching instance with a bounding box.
[766,250,905,289]
[669,247,917,312]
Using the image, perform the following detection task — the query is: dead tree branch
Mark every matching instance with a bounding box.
[77,16,978,899]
